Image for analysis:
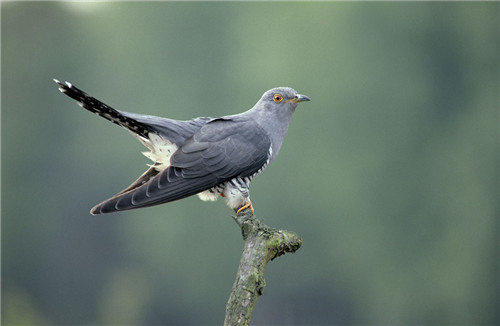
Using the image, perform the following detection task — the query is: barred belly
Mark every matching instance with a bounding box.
[197,177,251,210]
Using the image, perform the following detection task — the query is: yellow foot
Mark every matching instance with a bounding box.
[236,200,254,215]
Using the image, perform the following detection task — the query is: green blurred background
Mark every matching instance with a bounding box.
[2,2,498,325]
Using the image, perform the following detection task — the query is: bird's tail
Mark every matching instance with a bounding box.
[54,79,152,138]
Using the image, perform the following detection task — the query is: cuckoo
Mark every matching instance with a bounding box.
[54,80,310,215]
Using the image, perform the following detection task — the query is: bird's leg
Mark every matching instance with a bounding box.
[236,200,254,215]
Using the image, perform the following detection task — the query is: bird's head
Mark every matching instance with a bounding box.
[258,87,311,114]
[262,87,311,105]
[242,87,311,126]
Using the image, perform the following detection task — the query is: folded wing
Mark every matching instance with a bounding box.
[91,118,271,214]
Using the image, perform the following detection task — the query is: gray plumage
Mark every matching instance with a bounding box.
[54,79,310,215]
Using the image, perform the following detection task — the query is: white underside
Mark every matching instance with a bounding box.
[197,182,249,209]
[222,184,249,209]
[137,132,178,171]
[197,190,219,201]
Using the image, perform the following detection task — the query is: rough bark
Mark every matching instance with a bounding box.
[224,208,302,326]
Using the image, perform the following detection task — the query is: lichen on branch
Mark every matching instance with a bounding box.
[224,208,302,326]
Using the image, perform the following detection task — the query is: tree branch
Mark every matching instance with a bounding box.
[224,208,302,326]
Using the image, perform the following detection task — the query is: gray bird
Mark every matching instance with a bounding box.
[54,80,310,215]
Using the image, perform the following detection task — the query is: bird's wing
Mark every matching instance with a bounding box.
[112,166,160,196]
[91,118,271,214]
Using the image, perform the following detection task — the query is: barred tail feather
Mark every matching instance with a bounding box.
[54,79,152,138]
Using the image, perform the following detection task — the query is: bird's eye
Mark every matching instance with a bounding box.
[273,94,283,103]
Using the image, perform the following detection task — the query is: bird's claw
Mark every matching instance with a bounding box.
[236,200,254,215]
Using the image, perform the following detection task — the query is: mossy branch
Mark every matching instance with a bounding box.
[224,208,302,326]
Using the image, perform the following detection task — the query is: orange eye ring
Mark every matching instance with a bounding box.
[273,94,283,103]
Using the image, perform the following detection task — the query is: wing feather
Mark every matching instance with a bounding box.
[91,118,271,214]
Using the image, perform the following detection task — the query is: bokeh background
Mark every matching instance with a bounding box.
[2,2,498,325]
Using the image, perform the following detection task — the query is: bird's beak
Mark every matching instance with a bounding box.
[286,94,311,104]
